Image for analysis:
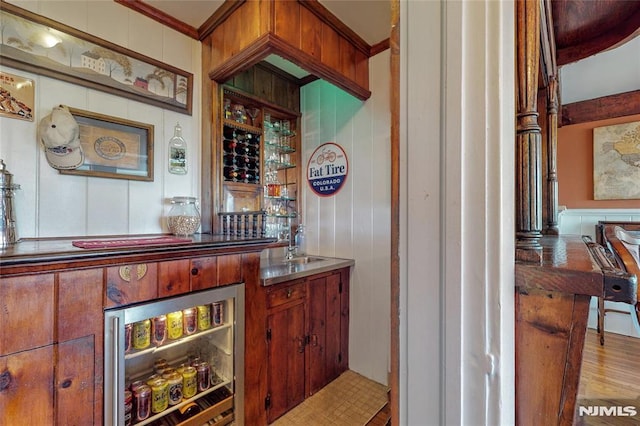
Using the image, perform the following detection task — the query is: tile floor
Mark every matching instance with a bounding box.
[272,370,389,426]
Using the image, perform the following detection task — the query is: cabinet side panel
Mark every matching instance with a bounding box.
[339,268,350,372]
[0,345,54,424]
[0,274,54,355]
[242,252,268,425]
[56,336,95,425]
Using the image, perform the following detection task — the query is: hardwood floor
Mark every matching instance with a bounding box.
[573,329,640,425]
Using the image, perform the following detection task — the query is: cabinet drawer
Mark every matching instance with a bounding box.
[267,282,306,309]
[105,263,158,308]
[190,256,218,291]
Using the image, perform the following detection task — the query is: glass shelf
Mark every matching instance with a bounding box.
[265,159,296,170]
[264,140,296,153]
[125,323,232,361]
[266,212,297,219]
[264,195,296,201]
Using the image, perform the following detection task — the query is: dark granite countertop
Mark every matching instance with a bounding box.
[0,233,277,276]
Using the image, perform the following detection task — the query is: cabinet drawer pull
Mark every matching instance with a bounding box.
[287,288,293,298]
[0,370,11,392]
[191,267,199,276]
[311,334,318,347]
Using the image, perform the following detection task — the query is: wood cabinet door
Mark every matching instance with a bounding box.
[0,345,54,425]
[105,263,158,308]
[0,274,54,356]
[56,336,95,425]
[308,271,345,396]
[266,301,306,423]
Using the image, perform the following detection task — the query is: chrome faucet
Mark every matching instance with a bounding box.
[285,219,296,260]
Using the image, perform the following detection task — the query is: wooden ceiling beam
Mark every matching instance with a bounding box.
[560,90,640,126]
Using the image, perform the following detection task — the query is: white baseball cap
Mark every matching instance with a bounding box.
[38,105,84,170]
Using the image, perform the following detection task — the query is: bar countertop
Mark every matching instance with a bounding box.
[260,255,355,286]
[0,233,277,276]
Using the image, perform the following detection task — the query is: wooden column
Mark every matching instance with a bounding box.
[545,77,559,235]
[516,0,543,261]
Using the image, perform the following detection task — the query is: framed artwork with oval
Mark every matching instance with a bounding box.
[61,106,154,181]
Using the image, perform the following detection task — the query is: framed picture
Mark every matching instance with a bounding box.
[593,121,640,200]
[0,70,35,121]
[61,107,154,181]
[0,2,193,115]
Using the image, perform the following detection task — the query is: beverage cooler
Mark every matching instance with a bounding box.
[104,284,244,426]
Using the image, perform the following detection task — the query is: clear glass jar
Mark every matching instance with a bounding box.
[167,196,200,236]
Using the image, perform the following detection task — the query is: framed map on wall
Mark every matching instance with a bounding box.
[593,121,640,200]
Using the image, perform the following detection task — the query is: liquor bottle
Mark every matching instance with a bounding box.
[235,155,250,166]
[245,158,258,170]
[223,154,236,166]
[168,123,187,175]
[223,167,238,181]
[223,127,236,139]
[239,171,256,183]
[223,139,237,152]
[234,142,249,155]
[246,145,259,157]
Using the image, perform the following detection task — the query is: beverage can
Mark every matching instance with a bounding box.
[152,315,167,346]
[133,384,151,422]
[212,302,224,327]
[197,304,211,331]
[183,307,197,335]
[196,362,210,392]
[167,310,183,340]
[124,390,133,426]
[132,319,151,350]
[166,372,183,405]
[124,323,133,354]
[150,378,169,413]
[182,366,197,398]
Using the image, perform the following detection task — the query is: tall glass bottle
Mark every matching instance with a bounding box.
[168,122,187,175]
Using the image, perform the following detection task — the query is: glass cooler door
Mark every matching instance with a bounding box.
[104,283,244,426]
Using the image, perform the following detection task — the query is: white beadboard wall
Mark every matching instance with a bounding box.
[558,208,640,338]
[0,0,201,239]
[300,51,391,385]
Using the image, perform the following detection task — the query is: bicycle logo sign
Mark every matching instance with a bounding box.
[307,142,348,197]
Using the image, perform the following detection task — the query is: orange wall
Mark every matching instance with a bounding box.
[557,113,640,209]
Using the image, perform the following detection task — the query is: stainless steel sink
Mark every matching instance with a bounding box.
[282,256,326,264]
